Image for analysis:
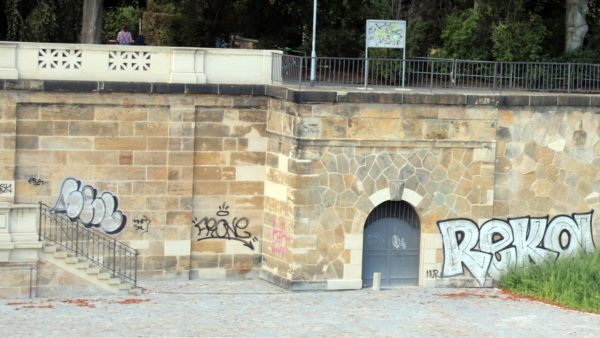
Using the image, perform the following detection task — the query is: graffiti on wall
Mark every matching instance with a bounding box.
[272,228,289,257]
[27,177,47,186]
[437,211,596,286]
[51,177,127,235]
[0,182,13,195]
[133,215,151,234]
[426,269,441,279]
[193,202,258,250]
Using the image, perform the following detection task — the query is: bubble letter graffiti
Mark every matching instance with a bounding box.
[51,177,127,235]
[437,219,492,286]
[436,211,595,286]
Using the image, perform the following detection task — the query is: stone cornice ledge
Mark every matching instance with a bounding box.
[1,79,599,107]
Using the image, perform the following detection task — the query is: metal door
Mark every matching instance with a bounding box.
[362,201,420,287]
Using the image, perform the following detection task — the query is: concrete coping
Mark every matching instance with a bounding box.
[1,79,599,107]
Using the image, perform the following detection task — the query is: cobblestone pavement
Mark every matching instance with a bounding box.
[1,280,599,337]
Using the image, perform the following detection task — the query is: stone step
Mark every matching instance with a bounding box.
[97,273,111,280]
[54,251,68,259]
[86,267,100,275]
[128,288,143,296]
[43,245,57,253]
[107,278,121,285]
[64,256,80,264]
[119,283,132,290]
[76,261,90,269]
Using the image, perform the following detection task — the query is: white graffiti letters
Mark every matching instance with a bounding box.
[52,178,127,235]
[438,219,492,286]
[437,211,595,286]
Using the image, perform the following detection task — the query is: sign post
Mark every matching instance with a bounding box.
[365,20,406,88]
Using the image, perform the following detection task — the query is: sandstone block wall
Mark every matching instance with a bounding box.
[0,93,16,203]
[190,96,268,279]
[2,91,267,281]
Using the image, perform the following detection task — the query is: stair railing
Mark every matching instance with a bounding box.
[38,203,139,287]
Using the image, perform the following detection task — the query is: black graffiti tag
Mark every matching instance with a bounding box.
[192,202,257,250]
[133,215,151,234]
[27,177,47,186]
[0,183,13,194]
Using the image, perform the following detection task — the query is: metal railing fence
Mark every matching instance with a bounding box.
[38,203,138,287]
[272,53,600,93]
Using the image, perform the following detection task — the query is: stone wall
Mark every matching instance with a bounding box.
[190,96,268,279]
[3,90,268,282]
[259,100,499,289]
[0,92,16,203]
[1,82,600,290]
[0,262,36,297]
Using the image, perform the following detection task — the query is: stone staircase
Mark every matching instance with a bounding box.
[41,242,142,296]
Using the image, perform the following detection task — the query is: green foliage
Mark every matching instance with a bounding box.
[103,5,140,42]
[24,1,57,42]
[53,0,82,43]
[3,0,81,42]
[500,251,600,312]
[406,16,435,57]
[142,0,219,47]
[5,0,24,41]
[492,15,547,61]
[440,7,493,60]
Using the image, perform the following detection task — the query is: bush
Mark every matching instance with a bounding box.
[499,250,600,312]
[440,7,493,60]
[492,15,547,61]
[141,0,204,47]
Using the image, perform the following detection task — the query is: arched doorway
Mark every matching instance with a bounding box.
[362,200,420,287]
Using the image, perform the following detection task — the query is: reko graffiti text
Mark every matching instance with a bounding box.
[437,211,595,286]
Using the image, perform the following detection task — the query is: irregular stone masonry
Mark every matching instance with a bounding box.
[1,80,599,292]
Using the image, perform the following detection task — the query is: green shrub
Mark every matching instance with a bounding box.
[492,15,547,61]
[440,7,493,60]
[500,250,600,312]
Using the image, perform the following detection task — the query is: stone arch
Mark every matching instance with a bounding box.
[341,188,425,285]
[352,187,425,235]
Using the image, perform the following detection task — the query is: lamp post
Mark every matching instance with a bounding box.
[310,0,317,87]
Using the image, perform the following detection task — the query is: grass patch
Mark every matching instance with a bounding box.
[499,250,600,312]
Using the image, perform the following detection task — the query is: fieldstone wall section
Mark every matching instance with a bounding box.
[495,107,600,217]
[259,101,498,289]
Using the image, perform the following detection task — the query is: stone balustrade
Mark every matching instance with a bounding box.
[0,42,281,85]
[0,202,41,263]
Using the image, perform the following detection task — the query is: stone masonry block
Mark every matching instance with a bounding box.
[95,137,147,150]
[344,234,363,250]
[164,240,191,256]
[39,137,93,150]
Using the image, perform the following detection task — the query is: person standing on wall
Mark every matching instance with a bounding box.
[117,25,134,45]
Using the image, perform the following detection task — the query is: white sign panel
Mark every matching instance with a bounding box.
[366,20,406,49]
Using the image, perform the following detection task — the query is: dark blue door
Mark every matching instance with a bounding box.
[362,201,420,287]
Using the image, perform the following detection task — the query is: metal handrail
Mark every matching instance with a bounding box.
[272,53,600,94]
[38,203,138,287]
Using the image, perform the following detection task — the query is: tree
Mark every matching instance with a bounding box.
[5,0,25,41]
[565,0,588,53]
[81,0,103,43]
